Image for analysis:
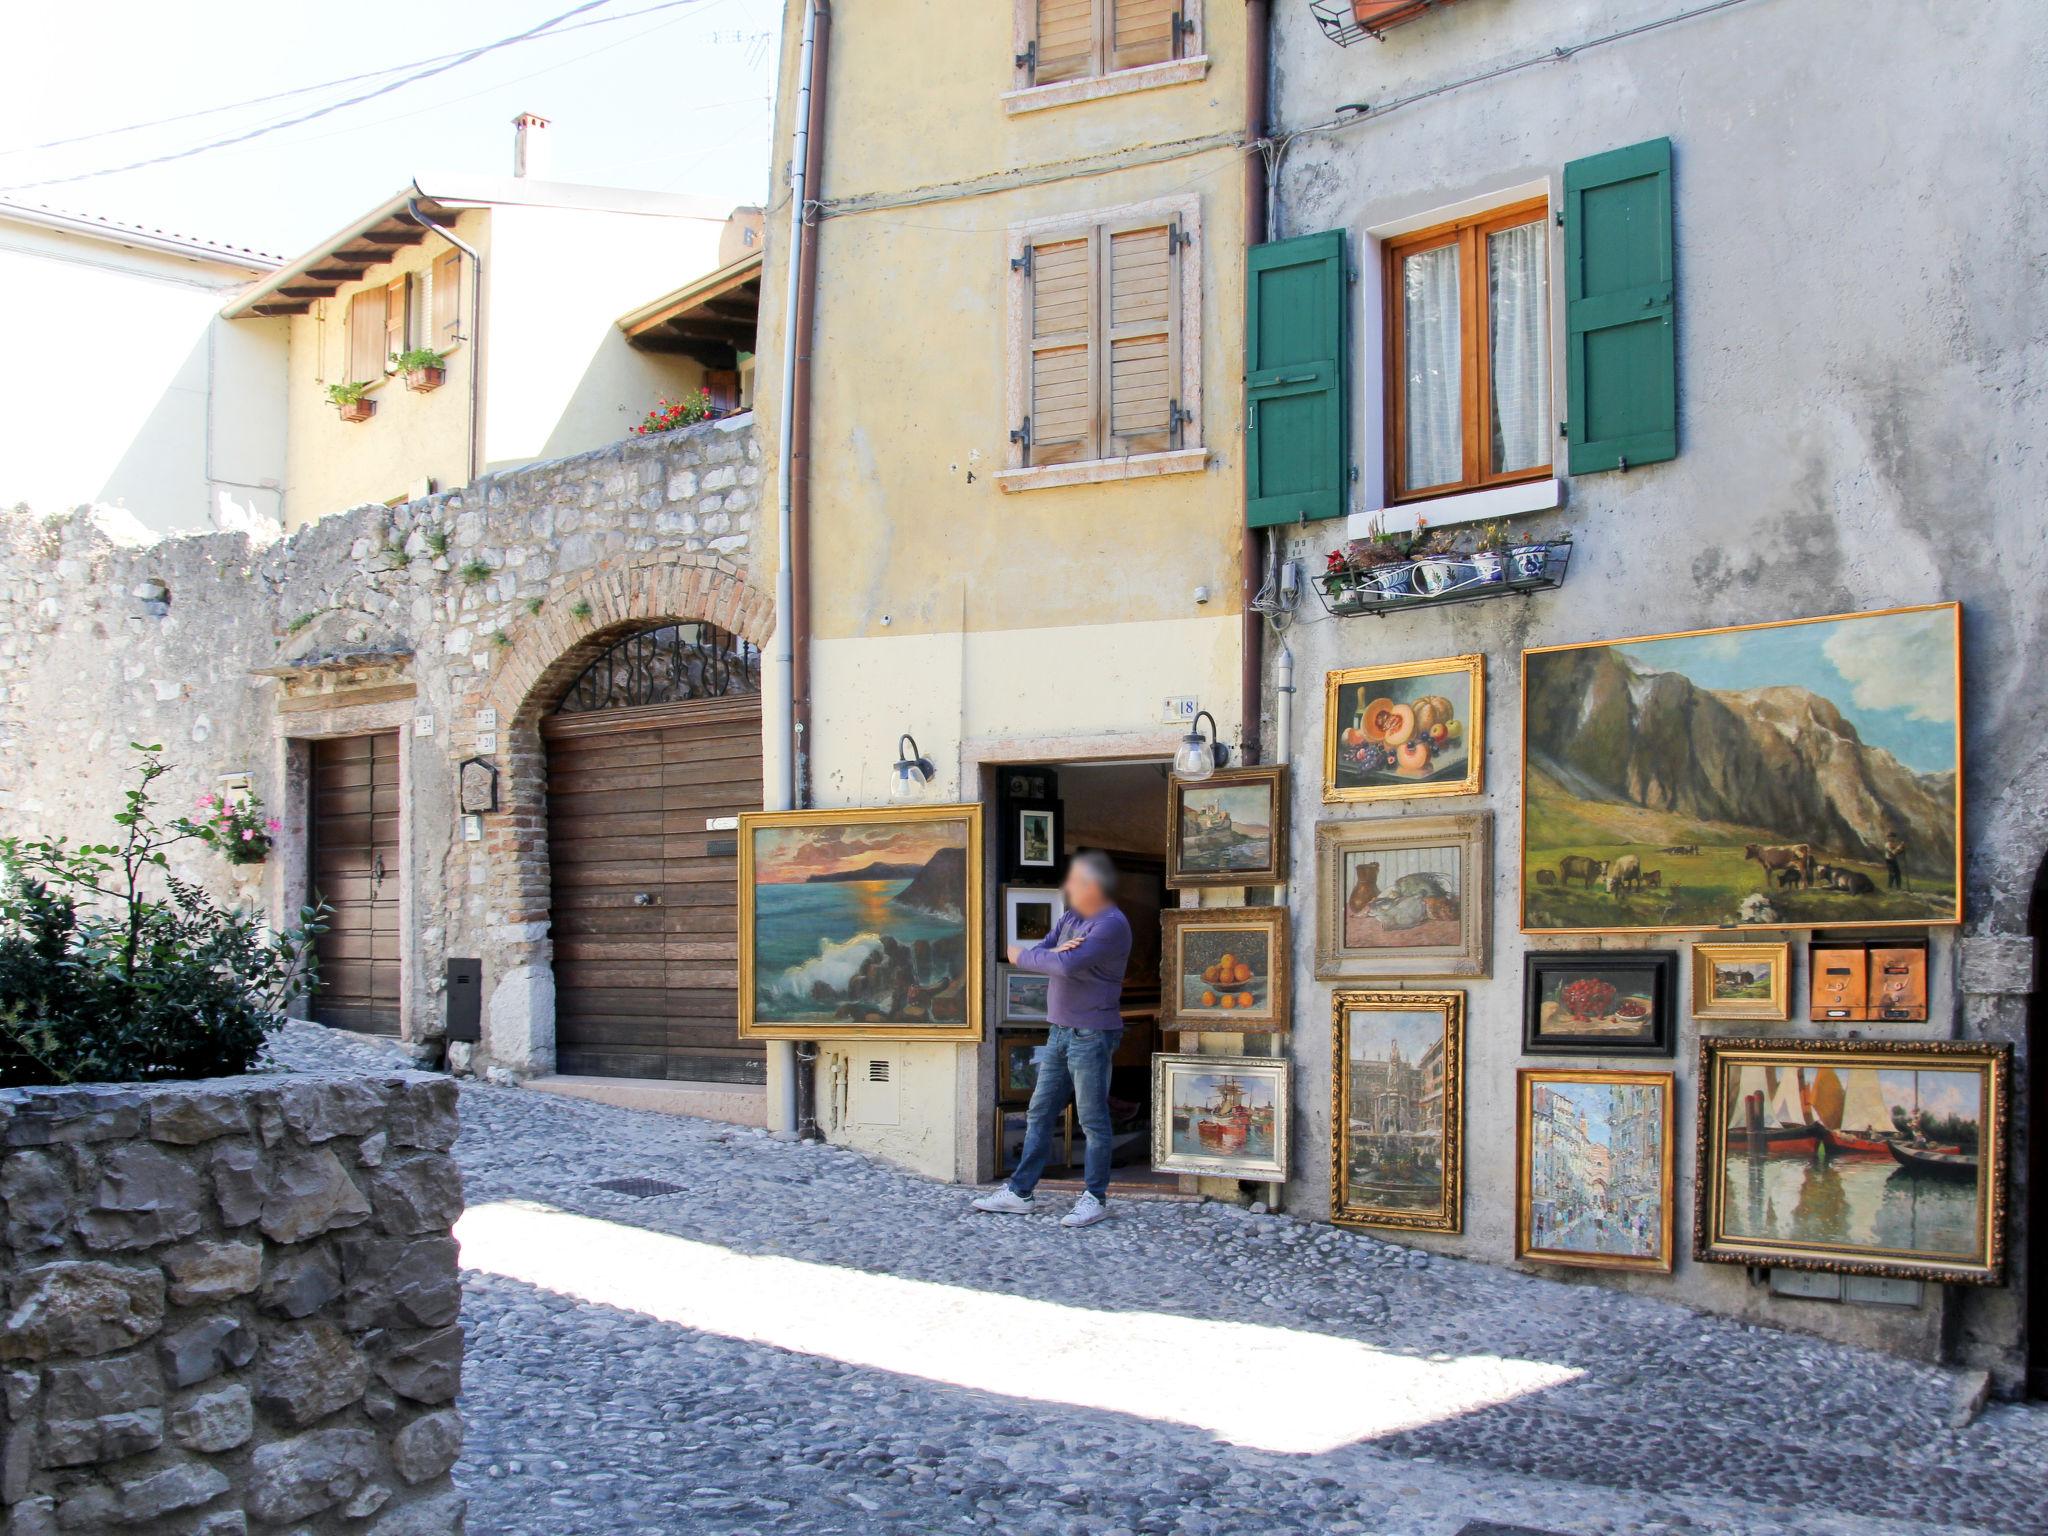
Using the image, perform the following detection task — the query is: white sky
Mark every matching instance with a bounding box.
[0,0,783,257]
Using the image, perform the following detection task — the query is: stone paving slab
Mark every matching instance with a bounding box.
[266,1024,2048,1536]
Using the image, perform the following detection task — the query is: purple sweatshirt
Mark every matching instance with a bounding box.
[1013,904,1132,1031]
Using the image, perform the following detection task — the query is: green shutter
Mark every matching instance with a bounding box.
[1244,230,1348,527]
[1562,137,1676,475]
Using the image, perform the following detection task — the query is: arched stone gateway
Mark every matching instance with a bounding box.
[479,560,773,1077]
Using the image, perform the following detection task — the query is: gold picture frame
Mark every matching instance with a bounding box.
[1159,907,1290,1031]
[1520,603,1963,936]
[1690,942,1792,1021]
[738,804,984,1042]
[1313,812,1491,979]
[1517,1068,1675,1274]
[1694,1037,2010,1285]
[1331,989,1464,1233]
[1166,765,1287,889]
[1323,654,1484,803]
[1152,1053,1290,1181]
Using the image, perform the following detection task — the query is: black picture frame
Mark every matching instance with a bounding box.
[1522,950,1678,1056]
[1001,768,1059,804]
[1002,797,1064,882]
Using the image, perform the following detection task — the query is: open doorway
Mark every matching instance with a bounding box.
[987,758,1181,1195]
[2030,856,2047,1398]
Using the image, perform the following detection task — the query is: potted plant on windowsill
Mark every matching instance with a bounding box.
[326,380,375,423]
[391,347,449,393]
[632,388,716,435]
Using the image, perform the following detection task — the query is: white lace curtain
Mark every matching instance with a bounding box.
[1488,219,1549,476]
[1401,244,1462,492]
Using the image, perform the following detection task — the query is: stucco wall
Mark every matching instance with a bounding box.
[1267,0,2043,1382]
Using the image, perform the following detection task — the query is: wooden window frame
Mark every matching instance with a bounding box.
[998,194,1206,495]
[429,250,465,353]
[383,275,411,374]
[1382,196,1552,505]
[1006,0,1207,116]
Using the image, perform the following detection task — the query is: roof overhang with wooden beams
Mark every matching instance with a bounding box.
[617,250,761,369]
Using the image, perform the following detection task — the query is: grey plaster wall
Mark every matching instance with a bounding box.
[1268,0,2044,1383]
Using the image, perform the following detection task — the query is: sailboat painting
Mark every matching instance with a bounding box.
[1152,1055,1289,1181]
[1695,1039,2011,1284]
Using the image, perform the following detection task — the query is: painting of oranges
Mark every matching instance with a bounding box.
[1159,907,1291,1031]
[1324,654,1484,803]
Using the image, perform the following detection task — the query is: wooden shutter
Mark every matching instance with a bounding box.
[1103,218,1181,457]
[1029,0,1096,85]
[1563,137,1676,474]
[1022,231,1098,466]
[384,276,411,365]
[431,250,462,347]
[347,287,387,385]
[1110,0,1179,70]
[1245,230,1348,526]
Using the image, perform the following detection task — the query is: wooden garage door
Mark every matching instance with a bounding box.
[309,732,401,1034]
[545,694,764,1082]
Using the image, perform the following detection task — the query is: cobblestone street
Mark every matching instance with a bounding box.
[273,1025,2048,1536]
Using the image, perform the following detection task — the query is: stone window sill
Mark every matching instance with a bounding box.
[1003,56,1209,116]
[994,447,1208,495]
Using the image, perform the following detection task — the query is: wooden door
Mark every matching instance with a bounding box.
[545,697,764,1082]
[308,732,401,1034]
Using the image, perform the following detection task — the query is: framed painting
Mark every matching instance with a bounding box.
[997,964,1051,1025]
[996,1029,1047,1104]
[1324,654,1484,803]
[1152,1054,1290,1181]
[1003,798,1062,881]
[1694,1037,2010,1284]
[739,804,983,1042]
[1521,603,1963,935]
[1313,813,1490,980]
[1166,766,1287,888]
[1691,941,1792,1022]
[1159,907,1289,1031]
[1002,885,1066,949]
[1522,951,1677,1056]
[1517,1069,1675,1273]
[994,1104,1070,1175]
[1331,990,1465,1233]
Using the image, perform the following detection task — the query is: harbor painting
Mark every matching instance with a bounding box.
[1518,1070,1674,1273]
[1696,1040,2010,1284]
[1333,991,1465,1233]
[1167,766,1286,888]
[1152,1055,1289,1180]
[1324,654,1484,803]
[1313,814,1491,979]
[739,806,983,1041]
[1159,907,1289,1030]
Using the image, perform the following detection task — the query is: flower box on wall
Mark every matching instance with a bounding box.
[1313,0,1462,46]
[404,366,447,393]
[337,397,376,423]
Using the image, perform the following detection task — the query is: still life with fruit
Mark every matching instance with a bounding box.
[1160,908,1288,1029]
[1325,655,1483,801]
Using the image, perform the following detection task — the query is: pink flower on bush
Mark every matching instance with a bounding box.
[265,818,282,834]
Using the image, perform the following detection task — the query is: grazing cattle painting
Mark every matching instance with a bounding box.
[1522,606,1962,935]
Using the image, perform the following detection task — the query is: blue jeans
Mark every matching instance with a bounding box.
[1009,1025,1123,1201]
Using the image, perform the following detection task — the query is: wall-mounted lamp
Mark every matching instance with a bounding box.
[1172,710,1230,781]
[890,734,936,803]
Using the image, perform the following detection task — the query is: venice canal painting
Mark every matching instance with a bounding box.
[1520,1072,1671,1272]
[1523,605,1961,933]
[1335,993,1463,1233]
[739,808,981,1040]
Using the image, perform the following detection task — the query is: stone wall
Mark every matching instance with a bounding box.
[0,1071,464,1534]
[0,414,773,1076]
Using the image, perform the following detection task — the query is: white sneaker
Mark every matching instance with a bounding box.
[1060,1193,1108,1228]
[972,1186,1035,1215]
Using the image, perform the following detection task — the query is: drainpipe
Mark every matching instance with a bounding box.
[405,198,482,486]
[790,0,830,811]
[1240,0,1272,764]
[1275,642,1295,763]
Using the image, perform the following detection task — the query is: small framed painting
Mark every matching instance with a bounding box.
[1167,766,1287,889]
[1002,768,1058,803]
[1159,907,1289,1031]
[1691,942,1792,1021]
[997,964,1050,1024]
[1003,798,1063,881]
[1522,951,1676,1056]
[1002,885,1066,949]
[993,1104,1070,1175]
[1313,813,1490,980]
[1152,1054,1290,1181]
[1324,654,1484,803]
[996,1029,1047,1104]
[1332,990,1465,1233]
[1517,1069,1675,1273]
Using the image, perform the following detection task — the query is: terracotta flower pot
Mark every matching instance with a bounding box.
[404,366,446,393]
[337,398,376,423]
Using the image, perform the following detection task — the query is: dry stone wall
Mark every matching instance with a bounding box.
[0,1071,464,1534]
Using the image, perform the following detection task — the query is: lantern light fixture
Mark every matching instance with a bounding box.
[890,734,936,803]
[1172,710,1229,781]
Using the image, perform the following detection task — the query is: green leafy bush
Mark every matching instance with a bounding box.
[389,347,448,373]
[325,380,372,406]
[0,747,327,1088]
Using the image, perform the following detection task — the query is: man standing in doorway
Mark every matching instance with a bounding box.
[973,850,1132,1229]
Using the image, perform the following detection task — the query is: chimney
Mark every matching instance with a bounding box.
[512,112,552,179]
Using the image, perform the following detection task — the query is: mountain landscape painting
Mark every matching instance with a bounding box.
[1521,605,1961,934]
[739,806,982,1040]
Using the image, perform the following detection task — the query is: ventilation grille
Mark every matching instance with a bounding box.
[866,1059,891,1083]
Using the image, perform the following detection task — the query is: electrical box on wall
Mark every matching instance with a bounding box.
[849,1054,900,1127]
[445,959,482,1043]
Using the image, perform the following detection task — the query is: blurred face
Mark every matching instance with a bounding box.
[1064,861,1110,915]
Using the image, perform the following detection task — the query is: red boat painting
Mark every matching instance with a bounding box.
[1194,1078,1254,1153]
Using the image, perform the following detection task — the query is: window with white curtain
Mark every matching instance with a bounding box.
[1384,197,1552,500]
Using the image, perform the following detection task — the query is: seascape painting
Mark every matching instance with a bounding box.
[1160,908,1288,1030]
[1167,767,1286,887]
[1152,1055,1289,1180]
[1313,814,1490,980]
[1519,1071,1673,1272]
[1333,992,1464,1232]
[1325,655,1483,802]
[1697,1042,2009,1284]
[1522,604,1962,934]
[739,807,982,1041]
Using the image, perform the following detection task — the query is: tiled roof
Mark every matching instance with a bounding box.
[0,199,283,267]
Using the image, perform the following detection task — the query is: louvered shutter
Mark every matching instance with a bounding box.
[1110,0,1179,70]
[1022,232,1098,466]
[384,276,410,367]
[1244,231,1348,525]
[1562,137,1676,474]
[1103,218,1181,457]
[1029,0,1096,85]
[432,251,462,347]
[347,287,387,384]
